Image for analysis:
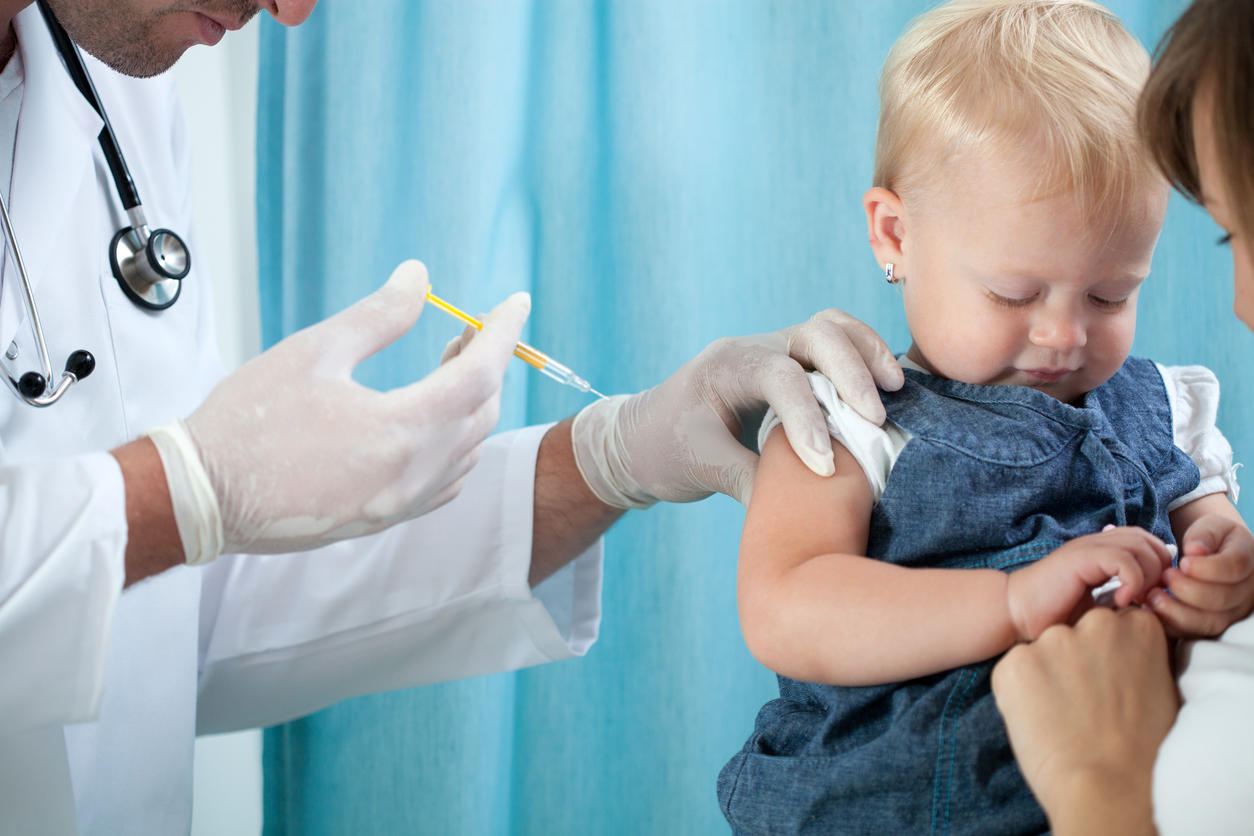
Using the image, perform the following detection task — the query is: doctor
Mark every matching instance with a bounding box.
[0,0,902,832]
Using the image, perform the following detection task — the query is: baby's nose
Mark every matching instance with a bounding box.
[1028,311,1087,351]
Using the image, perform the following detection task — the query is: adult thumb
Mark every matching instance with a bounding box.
[313,260,431,375]
[717,445,760,506]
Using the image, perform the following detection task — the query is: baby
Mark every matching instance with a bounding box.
[718,1,1252,833]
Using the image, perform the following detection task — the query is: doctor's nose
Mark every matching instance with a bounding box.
[1028,310,1087,352]
[262,0,317,27]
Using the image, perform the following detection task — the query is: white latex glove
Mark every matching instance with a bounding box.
[571,310,903,507]
[148,260,530,558]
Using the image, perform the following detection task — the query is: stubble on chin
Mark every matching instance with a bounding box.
[42,1,260,79]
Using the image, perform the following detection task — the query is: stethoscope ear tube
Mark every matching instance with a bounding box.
[0,188,96,407]
[40,0,191,311]
[1,2,193,406]
[6,349,95,406]
[37,0,141,211]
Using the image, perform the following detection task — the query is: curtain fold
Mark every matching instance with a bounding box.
[257,1,1247,832]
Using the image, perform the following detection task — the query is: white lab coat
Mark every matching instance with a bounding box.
[0,8,602,834]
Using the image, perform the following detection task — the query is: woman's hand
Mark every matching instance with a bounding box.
[992,607,1177,835]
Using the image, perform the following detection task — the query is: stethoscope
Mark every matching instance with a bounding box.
[0,1,191,407]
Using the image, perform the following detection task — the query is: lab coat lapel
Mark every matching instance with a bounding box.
[0,7,101,352]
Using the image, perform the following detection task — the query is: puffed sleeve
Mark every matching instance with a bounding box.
[1157,364,1240,509]
[757,371,910,502]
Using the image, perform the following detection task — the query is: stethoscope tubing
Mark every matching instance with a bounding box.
[37,0,140,211]
[0,190,52,385]
[0,3,192,406]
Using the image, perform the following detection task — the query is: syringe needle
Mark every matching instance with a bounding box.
[426,290,606,399]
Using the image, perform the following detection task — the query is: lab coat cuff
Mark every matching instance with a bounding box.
[502,423,603,660]
[527,539,603,659]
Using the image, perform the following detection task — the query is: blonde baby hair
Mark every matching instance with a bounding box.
[874,0,1159,221]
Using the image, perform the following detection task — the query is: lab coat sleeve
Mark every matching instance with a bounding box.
[0,453,128,735]
[194,423,603,734]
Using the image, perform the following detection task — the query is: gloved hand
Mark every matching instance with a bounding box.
[571,309,903,507]
[147,260,530,559]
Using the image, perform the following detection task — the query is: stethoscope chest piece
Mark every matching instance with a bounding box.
[110,222,189,310]
[1,1,196,406]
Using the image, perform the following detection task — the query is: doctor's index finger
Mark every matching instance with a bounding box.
[807,310,904,390]
[788,313,899,425]
[311,260,432,374]
[395,291,531,410]
[457,291,531,372]
[756,362,836,478]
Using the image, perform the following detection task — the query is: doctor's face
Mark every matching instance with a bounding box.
[41,0,317,78]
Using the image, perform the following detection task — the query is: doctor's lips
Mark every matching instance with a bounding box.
[195,4,260,34]
[192,9,255,46]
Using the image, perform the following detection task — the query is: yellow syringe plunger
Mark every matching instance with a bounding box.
[425,290,606,398]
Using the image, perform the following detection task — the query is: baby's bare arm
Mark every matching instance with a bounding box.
[737,429,1019,686]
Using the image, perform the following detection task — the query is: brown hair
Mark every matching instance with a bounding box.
[1139,0,1254,237]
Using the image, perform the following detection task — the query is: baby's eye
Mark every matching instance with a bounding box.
[984,288,1036,308]
[1218,233,1233,247]
[1089,294,1130,312]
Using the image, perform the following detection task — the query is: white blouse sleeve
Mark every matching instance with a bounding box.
[1157,364,1240,510]
[757,372,910,503]
[1153,615,1254,835]
[1152,364,1254,834]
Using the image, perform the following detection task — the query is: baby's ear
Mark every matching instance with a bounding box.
[862,187,908,275]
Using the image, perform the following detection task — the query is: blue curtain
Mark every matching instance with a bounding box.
[257,1,1250,832]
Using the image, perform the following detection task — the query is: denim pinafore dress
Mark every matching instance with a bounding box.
[718,357,1201,835]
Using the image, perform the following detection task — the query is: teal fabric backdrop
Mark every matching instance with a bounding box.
[256,1,1252,832]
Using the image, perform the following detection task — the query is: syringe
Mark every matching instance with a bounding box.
[426,290,607,399]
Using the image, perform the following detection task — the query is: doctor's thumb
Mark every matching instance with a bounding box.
[719,448,759,507]
[316,260,431,372]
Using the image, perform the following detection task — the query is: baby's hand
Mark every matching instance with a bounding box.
[1006,527,1173,642]
[1148,514,1254,638]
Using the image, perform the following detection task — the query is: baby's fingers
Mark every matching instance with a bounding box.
[1148,587,1240,638]
[1180,513,1237,557]
[1085,549,1152,608]
[1108,539,1170,605]
[1178,549,1254,585]
[1162,568,1251,613]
